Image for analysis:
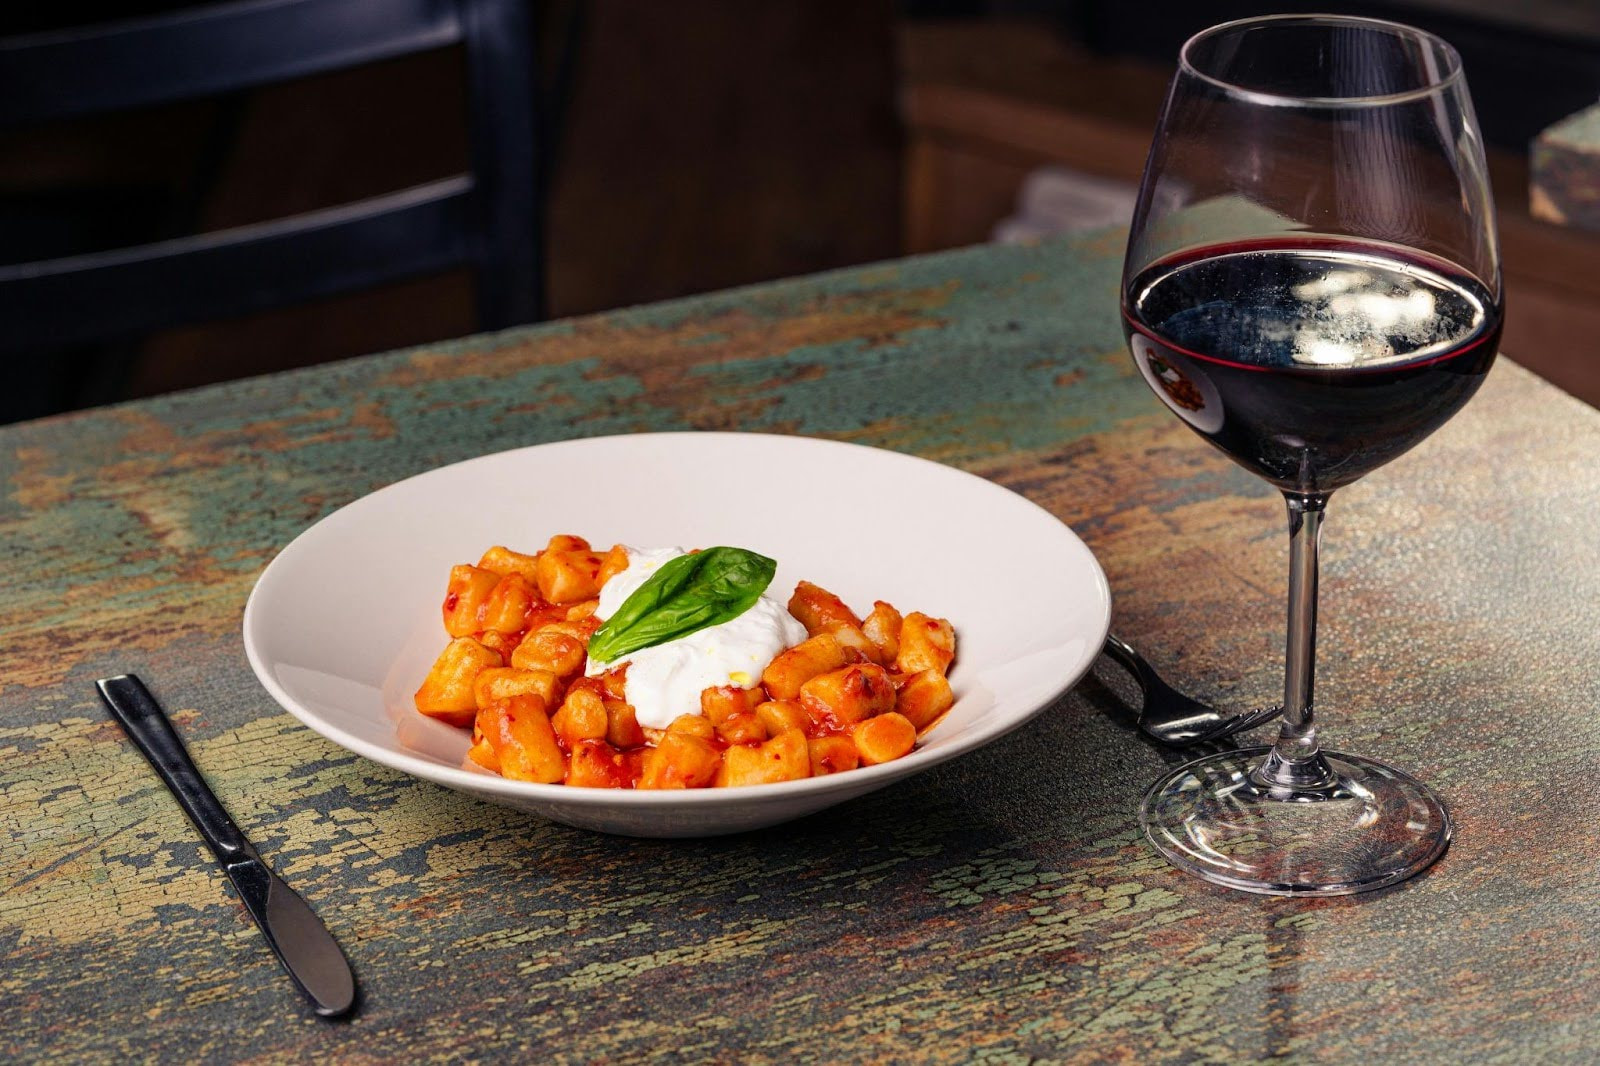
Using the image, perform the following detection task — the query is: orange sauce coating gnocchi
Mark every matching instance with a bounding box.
[413,536,956,789]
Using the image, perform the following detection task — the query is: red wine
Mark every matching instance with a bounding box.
[1123,238,1501,495]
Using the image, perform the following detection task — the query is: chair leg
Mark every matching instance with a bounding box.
[463,0,546,329]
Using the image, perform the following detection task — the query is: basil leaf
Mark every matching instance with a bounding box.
[587,546,778,663]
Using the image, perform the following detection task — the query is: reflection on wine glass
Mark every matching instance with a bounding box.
[1122,15,1503,895]
[1130,334,1223,432]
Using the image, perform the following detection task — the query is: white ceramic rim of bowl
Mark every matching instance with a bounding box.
[242,432,1111,815]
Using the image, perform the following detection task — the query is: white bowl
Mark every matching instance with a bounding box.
[243,432,1111,837]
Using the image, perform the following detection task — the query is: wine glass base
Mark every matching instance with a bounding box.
[1140,747,1451,896]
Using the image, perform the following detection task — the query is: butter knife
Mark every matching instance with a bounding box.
[96,674,357,1018]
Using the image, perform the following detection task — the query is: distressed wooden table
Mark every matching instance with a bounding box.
[5,229,1598,1063]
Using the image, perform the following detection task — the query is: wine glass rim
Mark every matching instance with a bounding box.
[1179,14,1465,108]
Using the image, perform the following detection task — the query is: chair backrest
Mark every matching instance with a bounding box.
[0,0,543,354]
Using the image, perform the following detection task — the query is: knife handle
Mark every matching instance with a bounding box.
[96,674,259,866]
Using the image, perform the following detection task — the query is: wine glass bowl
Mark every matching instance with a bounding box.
[1122,15,1502,895]
[1125,236,1501,496]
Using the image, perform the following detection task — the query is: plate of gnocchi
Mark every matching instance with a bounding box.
[243,432,1110,837]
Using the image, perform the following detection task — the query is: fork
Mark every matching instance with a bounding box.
[1101,634,1283,746]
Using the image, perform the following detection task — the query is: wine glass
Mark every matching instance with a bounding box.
[1122,15,1502,895]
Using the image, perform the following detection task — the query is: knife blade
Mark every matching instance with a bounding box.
[96,674,357,1018]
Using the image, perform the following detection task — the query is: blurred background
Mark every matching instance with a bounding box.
[3,0,1597,425]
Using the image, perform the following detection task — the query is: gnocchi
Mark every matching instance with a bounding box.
[413,535,957,789]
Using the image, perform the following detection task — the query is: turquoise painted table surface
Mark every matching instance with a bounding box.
[5,229,1599,1063]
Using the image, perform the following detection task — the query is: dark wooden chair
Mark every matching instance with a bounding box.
[0,0,546,418]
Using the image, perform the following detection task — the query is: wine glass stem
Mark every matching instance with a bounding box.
[1251,492,1339,793]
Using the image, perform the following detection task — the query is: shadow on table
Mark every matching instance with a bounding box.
[546,681,1173,935]
[506,662,1283,929]
[402,663,1449,1057]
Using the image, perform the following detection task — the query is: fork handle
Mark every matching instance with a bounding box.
[1102,633,1162,693]
[96,674,259,866]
